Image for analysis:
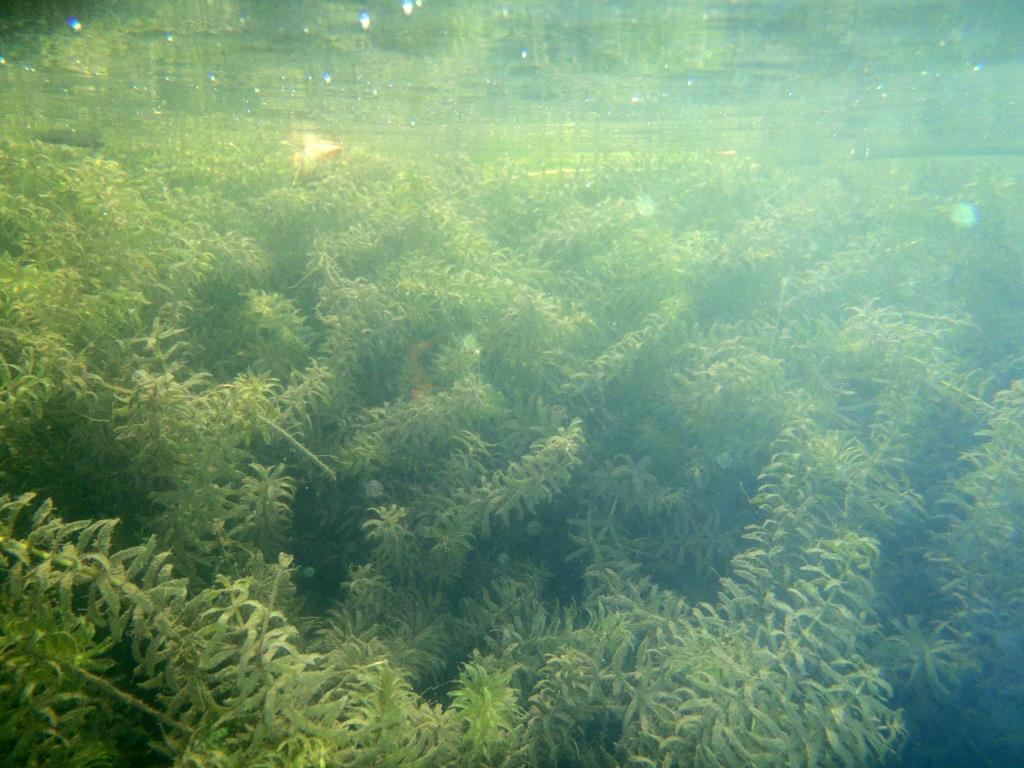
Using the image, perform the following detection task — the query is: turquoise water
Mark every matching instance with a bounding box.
[1,2,1023,767]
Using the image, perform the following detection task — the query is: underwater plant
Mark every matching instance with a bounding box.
[451,660,525,762]
[1,110,1021,767]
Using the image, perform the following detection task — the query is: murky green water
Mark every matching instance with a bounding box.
[1,2,1023,767]
[4,1,1023,160]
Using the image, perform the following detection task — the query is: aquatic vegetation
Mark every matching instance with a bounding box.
[451,661,524,762]
[0,125,1021,767]
[882,615,974,704]
[0,494,462,767]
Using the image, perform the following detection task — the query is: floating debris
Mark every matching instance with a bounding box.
[286,132,343,179]
[634,193,657,218]
[461,333,480,354]
[949,201,979,228]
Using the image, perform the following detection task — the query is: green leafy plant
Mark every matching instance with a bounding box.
[1,100,1021,766]
[450,661,524,763]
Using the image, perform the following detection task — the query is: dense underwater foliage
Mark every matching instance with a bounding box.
[1,129,1023,767]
